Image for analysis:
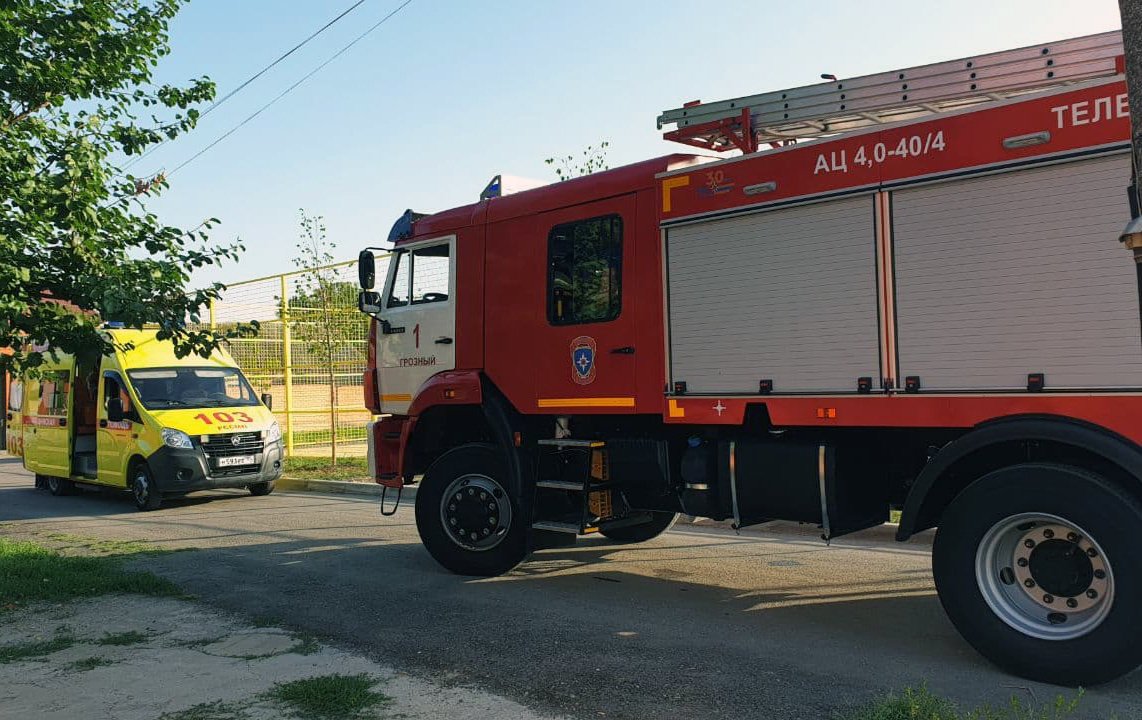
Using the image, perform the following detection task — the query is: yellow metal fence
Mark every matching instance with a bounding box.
[209,256,392,458]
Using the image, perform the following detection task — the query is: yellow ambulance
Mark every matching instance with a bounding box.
[14,327,283,510]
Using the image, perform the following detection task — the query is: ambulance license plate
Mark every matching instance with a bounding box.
[216,455,256,468]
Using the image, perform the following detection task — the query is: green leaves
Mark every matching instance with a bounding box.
[0,0,244,374]
[544,141,611,181]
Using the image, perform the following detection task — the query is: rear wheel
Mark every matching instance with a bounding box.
[130,463,162,511]
[45,475,74,496]
[415,443,529,576]
[932,463,1142,686]
[600,511,679,543]
[248,481,275,496]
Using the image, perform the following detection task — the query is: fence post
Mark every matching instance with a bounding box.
[208,298,216,330]
[280,274,294,458]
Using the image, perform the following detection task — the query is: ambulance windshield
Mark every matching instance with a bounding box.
[126,367,260,410]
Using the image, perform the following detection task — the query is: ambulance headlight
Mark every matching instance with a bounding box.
[265,422,282,444]
[161,428,194,450]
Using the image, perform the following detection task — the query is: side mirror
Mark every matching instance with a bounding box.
[261,392,273,411]
[358,250,376,289]
[107,397,125,423]
[358,290,382,314]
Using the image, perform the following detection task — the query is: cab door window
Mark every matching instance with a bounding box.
[387,243,452,308]
[411,244,451,304]
[547,215,623,325]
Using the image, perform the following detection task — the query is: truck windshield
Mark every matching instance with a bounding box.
[126,367,260,410]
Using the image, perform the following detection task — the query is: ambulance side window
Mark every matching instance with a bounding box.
[7,381,22,412]
[37,371,70,416]
[102,373,133,416]
[547,215,623,325]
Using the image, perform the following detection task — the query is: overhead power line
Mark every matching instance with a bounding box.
[122,0,372,172]
[166,0,415,179]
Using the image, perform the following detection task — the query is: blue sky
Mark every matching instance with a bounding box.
[142,0,1125,286]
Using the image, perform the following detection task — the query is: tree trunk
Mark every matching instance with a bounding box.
[1122,0,1142,212]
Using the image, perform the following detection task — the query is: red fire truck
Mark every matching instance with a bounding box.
[357,31,1142,685]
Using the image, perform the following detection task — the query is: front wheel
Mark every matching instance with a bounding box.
[248,481,275,496]
[415,443,529,576]
[130,463,163,511]
[932,463,1142,686]
[46,475,75,496]
[600,511,678,543]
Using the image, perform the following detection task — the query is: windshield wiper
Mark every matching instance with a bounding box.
[148,398,188,407]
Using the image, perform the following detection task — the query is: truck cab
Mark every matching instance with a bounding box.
[17,328,284,510]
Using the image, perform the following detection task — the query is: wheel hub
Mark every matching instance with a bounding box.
[977,513,1113,640]
[134,474,149,502]
[440,474,511,552]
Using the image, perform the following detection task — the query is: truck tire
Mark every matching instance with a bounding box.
[415,443,529,577]
[932,462,1142,686]
[601,512,679,543]
[45,475,75,496]
[130,462,163,511]
[248,481,275,496]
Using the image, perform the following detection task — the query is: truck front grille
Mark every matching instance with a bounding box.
[201,432,264,457]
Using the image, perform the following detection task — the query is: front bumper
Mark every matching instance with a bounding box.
[147,439,284,494]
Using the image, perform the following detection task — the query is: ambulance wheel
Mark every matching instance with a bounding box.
[45,476,74,496]
[130,463,162,511]
[932,463,1142,686]
[415,443,528,577]
[600,512,679,543]
[248,481,275,496]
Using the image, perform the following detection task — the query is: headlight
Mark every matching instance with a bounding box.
[265,422,282,444]
[161,428,194,449]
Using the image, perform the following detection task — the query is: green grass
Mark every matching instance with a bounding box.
[43,533,158,556]
[0,627,75,664]
[66,656,115,672]
[268,674,388,719]
[849,686,1085,720]
[0,537,181,611]
[96,630,149,646]
[282,456,369,482]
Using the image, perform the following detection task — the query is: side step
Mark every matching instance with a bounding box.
[533,520,599,535]
[531,437,613,536]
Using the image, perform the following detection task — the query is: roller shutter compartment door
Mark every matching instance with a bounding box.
[667,195,881,394]
[892,153,1142,391]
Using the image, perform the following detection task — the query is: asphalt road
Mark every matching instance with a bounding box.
[2,455,1140,720]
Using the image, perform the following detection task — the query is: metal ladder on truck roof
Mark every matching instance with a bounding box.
[657,30,1124,154]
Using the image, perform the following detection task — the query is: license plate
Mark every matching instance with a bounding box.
[216,455,256,468]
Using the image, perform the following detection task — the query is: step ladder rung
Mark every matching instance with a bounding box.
[537,438,605,448]
[536,480,587,491]
[532,520,598,534]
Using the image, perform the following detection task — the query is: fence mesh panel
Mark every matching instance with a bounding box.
[206,255,392,458]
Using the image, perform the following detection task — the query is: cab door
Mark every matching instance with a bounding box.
[22,369,72,477]
[96,370,136,487]
[377,236,457,415]
[532,194,639,412]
